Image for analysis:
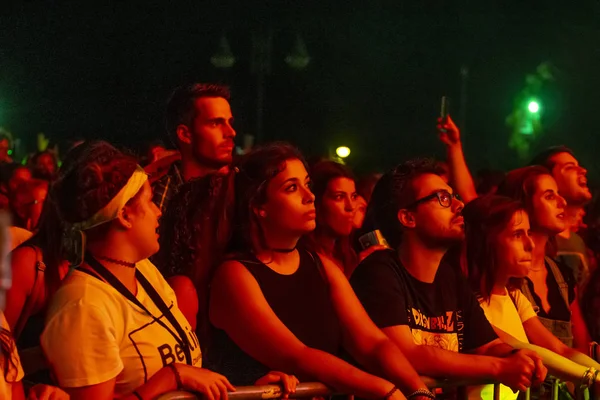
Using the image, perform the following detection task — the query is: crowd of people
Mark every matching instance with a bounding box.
[0,82,600,400]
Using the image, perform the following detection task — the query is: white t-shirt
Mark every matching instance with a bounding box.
[41,259,202,397]
[469,288,537,400]
[0,311,24,400]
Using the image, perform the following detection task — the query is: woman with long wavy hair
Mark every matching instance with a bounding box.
[207,142,432,400]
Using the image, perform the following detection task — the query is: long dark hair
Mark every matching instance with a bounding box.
[0,329,18,382]
[462,195,526,301]
[229,142,307,255]
[303,160,357,274]
[154,172,235,352]
[496,165,558,256]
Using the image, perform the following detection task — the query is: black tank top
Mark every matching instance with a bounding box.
[205,249,343,385]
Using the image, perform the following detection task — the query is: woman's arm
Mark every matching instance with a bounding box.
[317,254,428,395]
[64,364,234,400]
[571,290,593,354]
[524,316,600,370]
[495,323,590,382]
[5,247,39,337]
[11,381,24,400]
[167,275,199,330]
[210,260,403,400]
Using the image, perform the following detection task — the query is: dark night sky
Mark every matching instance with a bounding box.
[1,1,599,176]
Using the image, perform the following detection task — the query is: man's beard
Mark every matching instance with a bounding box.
[192,148,232,171]
[420,229,464,251]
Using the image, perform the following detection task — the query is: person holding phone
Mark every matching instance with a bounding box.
[437,97,478,204]
[302,160,386,277]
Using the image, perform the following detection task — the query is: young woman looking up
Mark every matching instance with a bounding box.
[208,142,432,400]
[496,166,595,355]
[463,195,600,398]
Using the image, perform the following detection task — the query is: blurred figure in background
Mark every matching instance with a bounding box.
[304,161,384,277]
[304,161,359,276]
[475,169,506,196]
[356,172,382,204]
[9,179,48,232]
[0,134,14,165]
[28,151,58,183]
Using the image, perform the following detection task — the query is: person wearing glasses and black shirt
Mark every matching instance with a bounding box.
[350,155,548,398]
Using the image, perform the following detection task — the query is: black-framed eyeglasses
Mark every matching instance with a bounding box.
[404,190,461,209]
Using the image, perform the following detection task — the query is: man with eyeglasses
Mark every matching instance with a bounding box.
[350,158,546,396]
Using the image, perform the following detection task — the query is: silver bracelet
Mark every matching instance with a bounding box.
[407,389,436,400]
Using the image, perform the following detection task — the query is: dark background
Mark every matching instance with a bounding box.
[1,1,599,177]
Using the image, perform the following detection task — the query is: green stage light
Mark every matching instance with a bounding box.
[528,101,540,113]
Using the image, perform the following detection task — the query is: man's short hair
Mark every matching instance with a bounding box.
[530,146,575,171]
[165,83,231,146]
[364,158,444,248]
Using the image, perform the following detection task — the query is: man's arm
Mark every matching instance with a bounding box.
[383,325,542,392]
[438,115,478,203]
[382,325,503,380]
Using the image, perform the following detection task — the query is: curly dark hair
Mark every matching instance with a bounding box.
[166,83,231,146]
[154,171,235,352]
[363,158,444,249]
[0,329,18,383]
[155,172,235,281]
[17,142,135,298]
[54,141,138,225]
[230,142,306,254]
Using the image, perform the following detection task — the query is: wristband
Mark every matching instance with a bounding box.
[582,367,597,388]
[407,389,436,400]
[169,363,183,390]
[383,386,399,400]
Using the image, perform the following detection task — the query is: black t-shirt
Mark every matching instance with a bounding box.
[350,249,497,353]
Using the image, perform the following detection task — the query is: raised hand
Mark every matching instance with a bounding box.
[437,115,460,147]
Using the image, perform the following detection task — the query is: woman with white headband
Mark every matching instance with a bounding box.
[41,142,297,400]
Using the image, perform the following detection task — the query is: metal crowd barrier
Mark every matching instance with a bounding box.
[156,377,580,400]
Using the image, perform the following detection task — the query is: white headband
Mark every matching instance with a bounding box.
[71,165,148,231]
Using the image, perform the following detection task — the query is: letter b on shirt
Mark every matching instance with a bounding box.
[158,343,186,366]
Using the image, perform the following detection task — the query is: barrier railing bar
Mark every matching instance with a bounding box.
[156,378,599,400]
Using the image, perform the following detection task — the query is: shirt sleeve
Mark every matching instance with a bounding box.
[511,289,537,323]
[41,302,123,388]
[350,250,408,328]
[459,275,498,352]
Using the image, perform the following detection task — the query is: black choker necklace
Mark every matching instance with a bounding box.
[96,255,137,269]
[271,247,296,254]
